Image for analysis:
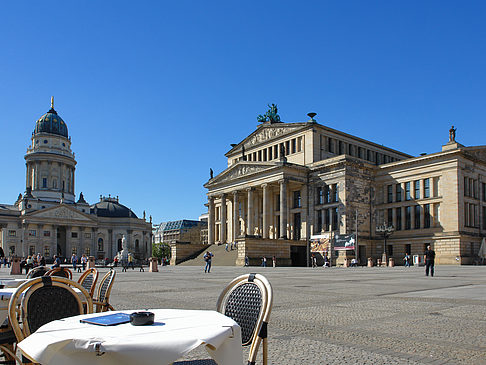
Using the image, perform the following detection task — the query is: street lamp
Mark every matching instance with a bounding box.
[376,223,395,265]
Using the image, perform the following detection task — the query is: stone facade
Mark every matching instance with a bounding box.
[0,99,152,261]
[205,114,486,266]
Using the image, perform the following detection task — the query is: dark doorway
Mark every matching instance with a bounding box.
[359,245,367,265]
[118,239,123,252]
[57,227,66,259]
[293,213,301,240]
[290,245,306,266]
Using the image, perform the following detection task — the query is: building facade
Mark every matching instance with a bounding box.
[153,219,207,245]
[0,99,152,261]
[204,108,486,266]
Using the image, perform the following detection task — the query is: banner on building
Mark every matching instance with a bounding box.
[333,234,356,250]
[310,234,331,252]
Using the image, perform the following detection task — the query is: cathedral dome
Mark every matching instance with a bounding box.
[90,197,138,218]
[33,97,68,138]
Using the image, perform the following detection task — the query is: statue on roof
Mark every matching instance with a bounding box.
[210,168,214,179]
[257,103,281,124]
[449,125,457,142]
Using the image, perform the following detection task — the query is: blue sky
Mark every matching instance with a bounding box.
[1,1,485,223]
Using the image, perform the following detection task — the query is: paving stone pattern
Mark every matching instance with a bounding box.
[10,265,486,364]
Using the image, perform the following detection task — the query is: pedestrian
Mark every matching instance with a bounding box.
[272,256,276,267]
[312,253,317,268]
[261,256,267,267]
[244,255,249,266]
[81,254,88,271]
[323,254,330,267]
[225,242,229,251]
[403,253,411,267]
[71,253,78,271]
[203,251,214,273]
[128,253,134,270]
[40,255,46,266]
[51,255,61,269]
[424,245,436,277]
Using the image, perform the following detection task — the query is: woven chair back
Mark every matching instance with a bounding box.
[78,268,98,297]
[97,270,116,303]
[45,267,73,280]
[26,266,48,278]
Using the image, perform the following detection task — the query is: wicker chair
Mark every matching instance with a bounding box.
[77,268,99,298]
[8,276,93,344]
[93,270,116,312]
[25,266,48,279]
[174,273,273,365]
[45,267,73,280]
[0,326,21,364]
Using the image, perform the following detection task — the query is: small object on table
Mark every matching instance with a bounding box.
[130,311,154,326]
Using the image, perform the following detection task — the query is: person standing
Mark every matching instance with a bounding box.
[424,245,436,277]
[404,253,411,267]
[81,254,88,271]
[71,254,77,271]
[312,254,317,268]
[272,256,276,267]
[261,256,267,267]
[203,251,214,273]
[244,255,249,266]
[128,253,134,270]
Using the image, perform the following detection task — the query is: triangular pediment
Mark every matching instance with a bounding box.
[205,162,277,186]
[27,205,96,222]
[226,123,308,156]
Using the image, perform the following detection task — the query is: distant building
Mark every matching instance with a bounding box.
[204,107,486,266]
[0,98,152,261]
[153,219,207,245]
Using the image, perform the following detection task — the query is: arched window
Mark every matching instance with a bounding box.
[98,238,103,252]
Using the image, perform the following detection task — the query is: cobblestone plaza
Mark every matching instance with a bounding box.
[6,265,484,364]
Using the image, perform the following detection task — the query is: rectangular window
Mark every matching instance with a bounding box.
[42,178,47,188]
[405,206,411,230]
[317,187,324,205]
[71,232,78,238]
[29,246,35,256]
[424,204,431,228]
[85,247,91,255]
[8,230,16,237]
[84,233,91,239]
[72,246,77,255]
[324,185,330,204]
[395,208,402,230]
[293,191,301,208]
[396,184,402,202]
[317,210,322,232]
[414,205,421,229]
[28,230,36,237]
[414,180,420,199]
[424,178,430,198]
[44,246,50,257]
[9,246,15,255]
[387,208,393,226]
[387,244,393,257]
[333,184,338,202]
[405,182,411,201]
[464,177,469,197]
[324,209,330,231]
[43,231,50,237]
[332,207,338,230]
[387,185,393,203]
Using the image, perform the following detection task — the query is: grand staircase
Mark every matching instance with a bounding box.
[178,243,238,266]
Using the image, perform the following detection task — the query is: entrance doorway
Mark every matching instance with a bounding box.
[358,245,367,265]
[56,227,66,260]
[290,245,306,266]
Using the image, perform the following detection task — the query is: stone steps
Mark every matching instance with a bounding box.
[178,243,238,266]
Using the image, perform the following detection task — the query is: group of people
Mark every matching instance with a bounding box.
[403,245,436,277]
[70,253,89,272]
[20,253,47,273]
[224,242,238,251]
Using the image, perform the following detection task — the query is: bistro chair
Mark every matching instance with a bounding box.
[8,276,93,343]
[25,266,48,279]
[45,267,73,280]
[174,273,273,365]
[77,268,99,298]
[93,270,116,312]
[0,325,21,364]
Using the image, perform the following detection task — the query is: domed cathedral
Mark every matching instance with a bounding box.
[0,98,152,262]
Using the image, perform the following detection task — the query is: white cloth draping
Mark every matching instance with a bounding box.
[18,309,243,365]
[0,278,27,288]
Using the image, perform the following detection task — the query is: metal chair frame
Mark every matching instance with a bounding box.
[93,270,116,312]
[44,267,73,280]
[8,277,93,343]
[77,268,99,298]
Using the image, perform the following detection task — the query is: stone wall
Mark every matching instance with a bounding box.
[170,242,207,265]
[235,237,307,266]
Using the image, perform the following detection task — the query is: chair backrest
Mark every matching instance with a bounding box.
[45,267,73,280]
[95,270,116,311]
[77,268,99,297]
[26,266,48,278]
[8,276,93,342]
[217,273,273,363]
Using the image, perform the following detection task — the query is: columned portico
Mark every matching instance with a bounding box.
[279,179,288,239]
[208,197,215,244]
[246,188,254,235]
[232,191,239,241]
[220,193,227,243]
[262,184,269,239]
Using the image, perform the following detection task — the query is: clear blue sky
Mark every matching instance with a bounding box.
[1,1,485,223]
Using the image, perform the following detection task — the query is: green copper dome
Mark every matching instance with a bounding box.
[33,97,68,138]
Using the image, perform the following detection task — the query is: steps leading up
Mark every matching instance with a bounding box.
[178,243,238,266]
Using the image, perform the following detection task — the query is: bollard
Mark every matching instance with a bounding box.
[343,258,350,268]
[367,258,374,267]
[149,257,159,272]
[388,258,395,267]
[10,257,21,275]
[88,256,96,269]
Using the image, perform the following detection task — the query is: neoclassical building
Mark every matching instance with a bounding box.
[0,98,152,261]
[204,107,486,266]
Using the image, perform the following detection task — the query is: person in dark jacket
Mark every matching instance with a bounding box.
[424,245,436,277]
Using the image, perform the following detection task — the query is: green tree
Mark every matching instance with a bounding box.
[152,243,171,262]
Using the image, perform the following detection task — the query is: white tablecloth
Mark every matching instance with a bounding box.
[18,309,243,365]
[0,278,28,288]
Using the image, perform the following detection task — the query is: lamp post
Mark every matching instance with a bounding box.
[376,223,394,265]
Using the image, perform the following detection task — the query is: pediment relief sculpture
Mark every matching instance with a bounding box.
[214,164,273,184]
[30,206,93,222]
[245,126,301,148]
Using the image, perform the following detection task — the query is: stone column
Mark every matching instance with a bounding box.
[247,188,254,235]
[233,191,239,241]
[208,197,215,244]
[301,184,308,239]
[262,184,269,239]
[220,194,227,244]
[279,179,288,239]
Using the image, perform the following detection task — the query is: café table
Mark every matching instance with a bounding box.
[18,309,243,365]
[0,278,27,288]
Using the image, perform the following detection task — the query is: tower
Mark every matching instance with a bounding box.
[24,97,76,203]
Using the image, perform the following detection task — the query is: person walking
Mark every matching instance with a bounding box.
[128,253,134,270]
[261,256,267,267]
[81,254,88,271]
[71,254,77,271]
[403,253,411,267]
[312,253,317,268]
[424,245,436,277]
[244,255,249,266]
[272,256,276,267]
[203,251,214,273]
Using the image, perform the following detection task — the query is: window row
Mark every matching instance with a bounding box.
[324,135,399,165]
[464,203,479,228]
[385,178,438,203]
[464,177,479,198]
[316,184,338,205]
[234,136,304,164]
[316,207,339,232]
[383,204,439,231]
[24,230,92,239]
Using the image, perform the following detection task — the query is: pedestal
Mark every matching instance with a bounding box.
[149,257,159,272]
[88,256,95,269]
[367,258,374,267]
[343,258,350,267]
[388,258,395,267]
[10,257,21,275]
